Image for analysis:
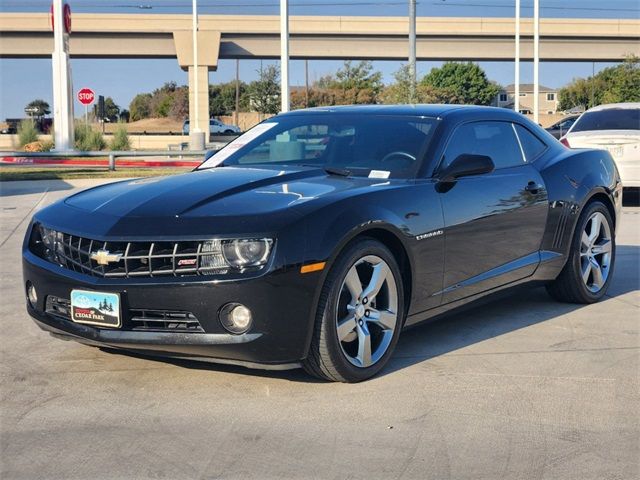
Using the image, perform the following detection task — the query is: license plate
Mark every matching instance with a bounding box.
[70,289,121,328]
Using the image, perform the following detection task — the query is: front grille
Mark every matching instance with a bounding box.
[51,233,228,278]
[45,295,203,333]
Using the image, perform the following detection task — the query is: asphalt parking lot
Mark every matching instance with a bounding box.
[1,179,638,480]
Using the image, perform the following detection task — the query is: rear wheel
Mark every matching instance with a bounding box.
[546,201,615,303]
[303,239,405,382]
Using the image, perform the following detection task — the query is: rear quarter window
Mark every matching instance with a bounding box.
[514,124,547,162]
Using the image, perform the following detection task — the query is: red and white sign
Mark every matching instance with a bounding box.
[77,88,95,106]
[50,3,72,34]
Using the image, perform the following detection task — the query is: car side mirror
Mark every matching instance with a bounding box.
[438,154,495,183]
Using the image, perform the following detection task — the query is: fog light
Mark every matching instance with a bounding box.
[219,303,253,334]
[26,282,38,309]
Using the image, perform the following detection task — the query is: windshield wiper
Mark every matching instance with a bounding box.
[323,166,351,177]
[299,164,351,177]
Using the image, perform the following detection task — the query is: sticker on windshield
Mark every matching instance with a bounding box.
[198,122,278,169]
[368,170,390,179]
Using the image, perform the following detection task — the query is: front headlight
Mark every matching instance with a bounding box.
[33,224,64,263]
[200,238,273,271]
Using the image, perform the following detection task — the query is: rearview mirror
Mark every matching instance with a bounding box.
[438,154,495,183]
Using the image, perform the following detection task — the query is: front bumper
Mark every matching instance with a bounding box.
[23,251,321,368]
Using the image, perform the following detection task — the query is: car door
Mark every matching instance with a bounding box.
[437,120,549,304]
[210,120,222,134]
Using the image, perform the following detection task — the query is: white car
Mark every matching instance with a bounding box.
[182,119,241,136]
[561,103,639,187]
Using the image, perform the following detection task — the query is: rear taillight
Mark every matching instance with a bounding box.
[560,137,570,148]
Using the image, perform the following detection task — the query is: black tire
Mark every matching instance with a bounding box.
[546,201,615,304]
[303,238,405,382]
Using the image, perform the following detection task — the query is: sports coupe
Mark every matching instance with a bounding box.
[23,105,622,382]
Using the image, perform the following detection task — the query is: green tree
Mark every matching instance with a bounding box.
[129,93,152,121]
[25,99,50,120]
[318,61,384,104]
[248,65,281,114]
[210,81,249,116]
[559,56,640,110]
[169,87,189,120]
[103,97,120,122]
[421,62,500,105]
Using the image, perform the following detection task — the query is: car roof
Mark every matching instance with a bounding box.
[280,104,501,118]
[586,102,640,112]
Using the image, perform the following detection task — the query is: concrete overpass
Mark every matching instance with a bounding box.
[1,13,638,132]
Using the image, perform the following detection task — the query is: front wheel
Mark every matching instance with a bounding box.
[546,201,615,303]
[303,239,405,382]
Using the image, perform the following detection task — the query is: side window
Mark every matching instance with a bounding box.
[441,121,524,170]
[514,124,547,162]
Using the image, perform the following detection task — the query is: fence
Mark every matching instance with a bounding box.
[0,150,212,171]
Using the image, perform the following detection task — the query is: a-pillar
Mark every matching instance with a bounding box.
[188,65,210,135]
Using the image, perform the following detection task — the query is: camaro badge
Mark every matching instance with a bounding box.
[90,249,122,266]
[416,229,443,241]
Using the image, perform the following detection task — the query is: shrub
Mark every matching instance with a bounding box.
[74,124,106,151]
[18,120,39,148]
[40,139,55,152]
[110,122,131,151]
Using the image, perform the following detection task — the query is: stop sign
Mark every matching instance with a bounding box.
[77,88,95,106]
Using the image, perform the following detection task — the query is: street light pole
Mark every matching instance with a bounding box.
[190,0,205,150]
[514,0,520,113]
[280,0,290,112]
[409,0,417,103]
[533,0,540,124]
[51,0,74,151]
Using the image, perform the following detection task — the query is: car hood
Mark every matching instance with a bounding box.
[63,166,379,219]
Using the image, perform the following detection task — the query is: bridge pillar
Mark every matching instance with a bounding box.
[173,30,221,136]
[188,65,210,136]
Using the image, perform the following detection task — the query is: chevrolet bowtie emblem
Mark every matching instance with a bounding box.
[90,249,122,266]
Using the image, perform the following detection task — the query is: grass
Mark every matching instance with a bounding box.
[0,167,191,182]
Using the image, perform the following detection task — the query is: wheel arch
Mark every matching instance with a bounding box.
[583,189,617,229]
[301,223,415,360]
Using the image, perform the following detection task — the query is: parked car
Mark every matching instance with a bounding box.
[182,119,241,135]
[545,115,579,139]
[23,105,621,382]
[561,103,639,188]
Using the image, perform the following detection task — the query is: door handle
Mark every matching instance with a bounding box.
[524,181,543,194]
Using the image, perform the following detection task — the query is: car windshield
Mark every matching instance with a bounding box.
[572,108,640,132]
[197,114,439,178]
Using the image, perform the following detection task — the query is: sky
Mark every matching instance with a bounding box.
[0,0,638,119]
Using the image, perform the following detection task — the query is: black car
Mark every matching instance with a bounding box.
[23,105,622,382]
[545,115,579,139]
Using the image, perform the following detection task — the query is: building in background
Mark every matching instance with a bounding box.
[495,84,559,114]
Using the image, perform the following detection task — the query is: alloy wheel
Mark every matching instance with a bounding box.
[579,211,613,293]
[335,255,398,368]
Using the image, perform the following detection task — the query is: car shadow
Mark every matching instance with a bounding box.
[0,178,76,197]
[103,245,638,383]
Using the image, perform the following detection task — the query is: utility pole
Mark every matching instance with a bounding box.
[235,59,240,127]
[408,0,417,103]
[305,59,309,108]
[190,0,205,150]
[51,0,74,151]
[280,0,290,113]
[514,0,520,113]
[533,0,540,124]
